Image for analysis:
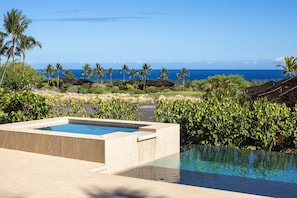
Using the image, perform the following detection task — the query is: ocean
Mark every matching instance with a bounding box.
[45,69,286,82]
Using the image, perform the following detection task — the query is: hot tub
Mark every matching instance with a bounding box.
[0,117,180,173]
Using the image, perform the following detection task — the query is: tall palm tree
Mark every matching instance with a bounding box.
[129,69,139,80]
[159,67,169,80]
[179,67,190,89]
[45,64,55,84]
[141,63,152,90]
[55,63,63,88]
[17,34,42,76]
[120,64,129,82]
[176,73,182,85]
[3,9,31,70]
[94,63,104,84]
[81,63,92,79]
[64,69,75,79]
[276,56,297,77]
[106,68,113,84]
[0,32,9,67]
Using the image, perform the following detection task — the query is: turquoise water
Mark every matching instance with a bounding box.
[39,123,138,135]
[119,145,297,197]
[149,145,297,184]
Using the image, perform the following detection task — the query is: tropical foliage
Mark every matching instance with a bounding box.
[154,98,297,152]
[276,56,297,76]
[0,90,50,123]
[140,63,152,90]
[45,64,55,83]
[0,32,9,66]
[45,94,140,120]
[201,75,250,100]
[159,67,169,80]
[106,68,113,84]
[94,63,104,84]
[3,9,33,69]
[120,64,129,82]
[17,34,42,75]
[0,62,44,90]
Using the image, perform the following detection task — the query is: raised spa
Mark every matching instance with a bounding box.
[0,117,180,173]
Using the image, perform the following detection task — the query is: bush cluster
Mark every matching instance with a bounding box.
[44,94,140,121]
[0,90,140,123]
[0,90,50,123]
[154,98,297,152]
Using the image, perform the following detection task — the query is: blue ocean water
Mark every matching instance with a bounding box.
[44,69,285,81]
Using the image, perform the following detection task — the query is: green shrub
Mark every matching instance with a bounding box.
[48,96,140,121]
[154,98,296,151]
[1,91,50,123]
[200,75,250,100]
[77,83,91,93]
[0,63,44,90]
[60,83,72,93]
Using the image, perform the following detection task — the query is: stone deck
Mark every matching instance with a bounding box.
[0,148,266,198]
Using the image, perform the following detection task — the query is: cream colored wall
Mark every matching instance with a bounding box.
[0,130,105,163]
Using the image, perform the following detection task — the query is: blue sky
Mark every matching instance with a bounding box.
[0,0,297,69]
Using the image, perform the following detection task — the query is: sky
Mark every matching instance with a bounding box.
[0,0,297,70]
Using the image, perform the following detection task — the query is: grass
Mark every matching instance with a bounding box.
[152,91,204,98]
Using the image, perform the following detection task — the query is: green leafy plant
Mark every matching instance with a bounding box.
[155,97,296,151]
[1,91,50,122]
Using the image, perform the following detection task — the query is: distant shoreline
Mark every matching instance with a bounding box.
[40,69,285,82]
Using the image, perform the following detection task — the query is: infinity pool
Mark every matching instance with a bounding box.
[119,145,297,197]
[39,123,138,135]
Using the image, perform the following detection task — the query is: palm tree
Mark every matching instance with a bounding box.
[120,64,129,82]
[159,67,169,80]
[141,63,152,90]
[17,34,42,76]
[106,68,113,84]
[81,63,92,79]
[3,9,31,70]
[276,56,297,77]
[45,64,55,84]
[94,63,104,84]
[129,69,139,80]
[64,69,75,79]
[176,73,182,85]
[55,63,63,88]
[0,32,9,67]
[179,67,190,89]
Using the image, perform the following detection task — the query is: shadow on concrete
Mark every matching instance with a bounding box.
[84,187,165,198]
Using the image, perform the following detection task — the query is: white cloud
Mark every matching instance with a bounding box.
[273,57,284,62]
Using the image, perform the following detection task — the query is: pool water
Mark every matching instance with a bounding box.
[39,123,138,135]
[119,145,297,197]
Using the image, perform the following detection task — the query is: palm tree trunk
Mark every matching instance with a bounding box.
[12,41,15,71]
[143,76,146,90]
[48,74,51,84]
[22,55,25,76]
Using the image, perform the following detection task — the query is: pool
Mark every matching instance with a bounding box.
[38,123,138,136]
[119,145,297,197]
